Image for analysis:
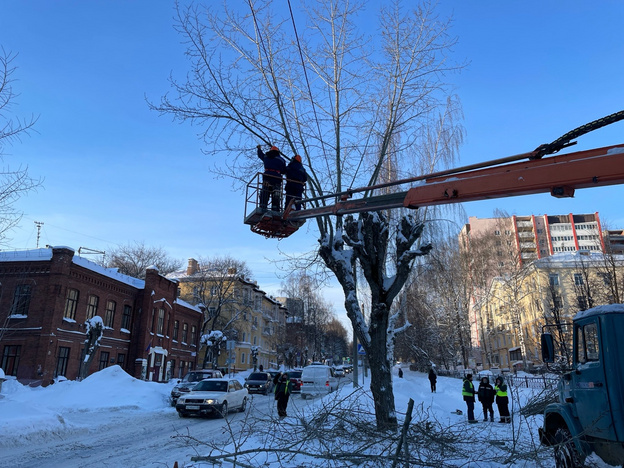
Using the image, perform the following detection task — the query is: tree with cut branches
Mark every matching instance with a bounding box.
[151,0,463,430]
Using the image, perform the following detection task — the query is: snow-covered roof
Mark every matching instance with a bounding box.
[0,247,145,289]
[174,297,203,314]
[0,248,53,262]
[534,251,624,268]
[573,303,624,321]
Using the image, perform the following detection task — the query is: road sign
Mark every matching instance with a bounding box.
[357,344,366,355]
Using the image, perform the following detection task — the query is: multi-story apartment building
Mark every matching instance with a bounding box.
[460,212,611,350]
[475,251,624,371]
[460,212,605,266]
[169,259,287,371]
[0,247,202,384]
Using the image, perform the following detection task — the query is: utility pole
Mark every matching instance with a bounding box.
[34,221,44,248]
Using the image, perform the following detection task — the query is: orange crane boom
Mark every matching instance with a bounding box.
[287,144,624,220]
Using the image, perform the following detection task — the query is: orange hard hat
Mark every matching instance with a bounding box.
[294,155,302,162]
[270,146,279,152]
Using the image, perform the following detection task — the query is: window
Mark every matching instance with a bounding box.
[210,285,218,296]
[549,274,559,287]
[121,305,132,331]
[191,325,197,345]
[494,230,501,236]
[86,295,99,319]
[157,308,165,335]
[552,295,563,309]
[64,289,79,320]
[104,300,116,328]
[576,322,600,364]
[182,323,188,343]
[505,230,511,236]
[11,284,32,316]
[1,345,21,376]
[509,348,522,362]
[574,273,584,286]
[99,351,110,371]
[55,347,70,377]
[117,353,126,369]
[598,272,612,286]
[577,296,588,311]
[241,353,245,364]
[173,320,179,341]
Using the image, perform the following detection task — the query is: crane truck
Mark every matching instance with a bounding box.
[540,304,624,468]
[244,112,624,466]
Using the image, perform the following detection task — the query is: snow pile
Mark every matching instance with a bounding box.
[0,366,172,441]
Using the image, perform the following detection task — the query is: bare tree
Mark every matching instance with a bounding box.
[178,255,254,368]
[106,241,182,279]
[280,271,333,363]
[0,48,41,245]
[324,318,349,364]
[151,0,462,430]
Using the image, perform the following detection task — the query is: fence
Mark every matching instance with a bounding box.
[435,369,558,389]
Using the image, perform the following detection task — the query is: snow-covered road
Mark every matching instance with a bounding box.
[0,391,281,468]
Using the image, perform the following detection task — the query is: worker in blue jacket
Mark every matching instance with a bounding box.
[257,145,286,211]
[285,154,307,211]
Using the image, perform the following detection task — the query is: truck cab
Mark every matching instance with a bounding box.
[540,304,624,467]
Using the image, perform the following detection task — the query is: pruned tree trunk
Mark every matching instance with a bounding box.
[78,317,104,380]
[320,212,431,430]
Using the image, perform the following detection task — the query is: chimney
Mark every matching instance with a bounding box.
[187,258,199,276]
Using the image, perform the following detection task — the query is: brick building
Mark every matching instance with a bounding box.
[0,246,202,384]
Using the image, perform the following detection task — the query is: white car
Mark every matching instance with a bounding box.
[175,378,248,418]
[300,364,339,399]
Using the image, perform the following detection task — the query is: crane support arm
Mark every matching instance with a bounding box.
[403,144,624,208]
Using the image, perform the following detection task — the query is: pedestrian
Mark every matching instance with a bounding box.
[477,376,495,422]
[285,155,307,211]
[428,368,437,393]
[257,145,286,211]
[462,373,478,423]
[398,368,403,378]
[494,376,511,423]
[274,372,292,418]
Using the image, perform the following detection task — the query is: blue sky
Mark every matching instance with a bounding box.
[2,1,624,319]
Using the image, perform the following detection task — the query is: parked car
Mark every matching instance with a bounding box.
[176,378,248,418]
[300,364,339,399]
[286,370,303,392]
[266,369,281,382]
[244,372,274,395]
[170,369,223,406]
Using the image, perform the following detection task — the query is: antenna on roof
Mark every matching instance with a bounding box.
[34,221,44,248]
[78,247,106,264]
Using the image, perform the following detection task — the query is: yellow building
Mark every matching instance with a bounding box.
[476,251,624,371]
[168,259,287,371]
